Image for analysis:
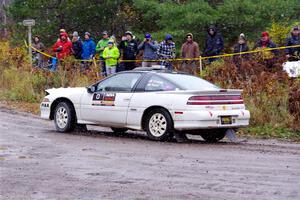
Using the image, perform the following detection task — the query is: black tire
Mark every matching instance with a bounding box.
[144,108,173,141]
[54,102,76,132]
[111,128,128,133]
[201,129,226,143]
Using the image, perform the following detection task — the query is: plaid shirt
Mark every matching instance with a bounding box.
[157,41,176,59]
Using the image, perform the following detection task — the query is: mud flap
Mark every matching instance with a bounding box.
[174,132,189,143]
[225,129,238,142]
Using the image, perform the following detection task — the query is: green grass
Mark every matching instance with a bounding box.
[241,125,300,141]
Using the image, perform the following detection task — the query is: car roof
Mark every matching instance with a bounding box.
[126,67,188,75]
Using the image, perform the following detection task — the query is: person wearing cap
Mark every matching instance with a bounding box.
[52,32,73,60]
[180,33,200,74]
[157,34,176,70]
[71,31,83,59]
[285,26,300,60]
[96,31,110,76]
[57,28,71,42]
[138,33,158,67]
[119,31,138,70]
[103,40,120,76]
[81,32,96,71]
[32,35,45,68]
[81,32,96,60]
[233,33,250,65]
[253,31,278,56]
[203,25,224,63]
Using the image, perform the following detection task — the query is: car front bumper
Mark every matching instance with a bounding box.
[40,102,51,120]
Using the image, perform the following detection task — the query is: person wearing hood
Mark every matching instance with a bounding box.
[32,35,45,68]
[253,31,278,55]
[233,33,250,65]
[138,33,159,67]
[285,26,300,60]
[180,33,200,74]
[71,31,83,59]
[157,34,176,70]
[81,32,96,60]
[103,40,120,76]
[119,31,138,70]
[203,25,224,63]
[52,32,73,60]
[57,28,71,42]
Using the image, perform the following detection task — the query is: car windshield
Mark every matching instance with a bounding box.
[159,73,219,90]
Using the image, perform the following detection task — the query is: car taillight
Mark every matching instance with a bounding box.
[187,95,243,105]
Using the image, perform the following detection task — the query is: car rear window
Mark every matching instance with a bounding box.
[159,73,219,90]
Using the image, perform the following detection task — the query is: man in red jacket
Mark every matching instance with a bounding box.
[52,32,73,60]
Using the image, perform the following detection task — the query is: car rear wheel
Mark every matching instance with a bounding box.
[200,129,226,143]
[111,128,128,133]
[54,102,76,132]
[145,109,173,141]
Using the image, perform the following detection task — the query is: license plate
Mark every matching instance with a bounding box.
[221,116,232,125]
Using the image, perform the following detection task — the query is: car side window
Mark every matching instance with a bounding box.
[145,75,177,91]
[96,73,141,92]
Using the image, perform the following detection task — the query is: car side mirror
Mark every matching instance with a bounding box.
[87,85,96,93]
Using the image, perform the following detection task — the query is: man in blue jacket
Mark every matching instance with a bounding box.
[203,25,224,63]
[82,32,96,60]
[81,32,96,71]
[138,33,158,67]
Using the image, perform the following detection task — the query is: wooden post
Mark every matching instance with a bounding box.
[23,19,35,66]
[199,56,203,76]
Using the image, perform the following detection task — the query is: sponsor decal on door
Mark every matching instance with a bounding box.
[92,93,116,106]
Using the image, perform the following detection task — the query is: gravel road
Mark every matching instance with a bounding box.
[0,108,300,200]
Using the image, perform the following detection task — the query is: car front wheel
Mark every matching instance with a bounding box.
[145,109,173,141]
[54,102,76,132]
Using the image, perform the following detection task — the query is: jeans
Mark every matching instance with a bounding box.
[33,53,44,68]
[180,61,197,74]
[142,61,157,67]
[100,57,107,76]
[106,66,116,76]
[160,61,173,70]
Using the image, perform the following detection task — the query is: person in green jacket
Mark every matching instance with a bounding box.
[103,40,120,76]
[96,31,110,76]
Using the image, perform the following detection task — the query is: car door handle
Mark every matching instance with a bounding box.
[123,98,130,101]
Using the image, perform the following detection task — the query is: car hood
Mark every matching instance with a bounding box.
[46,87,86,96]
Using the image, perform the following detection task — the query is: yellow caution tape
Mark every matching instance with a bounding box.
[25,40,300,63]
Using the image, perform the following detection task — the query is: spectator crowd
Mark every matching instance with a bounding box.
[31,25,300,76]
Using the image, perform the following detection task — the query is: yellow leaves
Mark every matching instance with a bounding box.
[0,41,31,72]
[267,22,290,46]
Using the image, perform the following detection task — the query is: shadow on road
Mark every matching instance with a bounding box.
[44,128,234,145]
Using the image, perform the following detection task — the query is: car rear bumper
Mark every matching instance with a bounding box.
[173,109,250,130]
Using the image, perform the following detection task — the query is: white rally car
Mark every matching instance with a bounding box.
[40,68,250,142]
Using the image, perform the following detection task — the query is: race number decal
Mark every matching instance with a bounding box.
[92,93,116,106]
